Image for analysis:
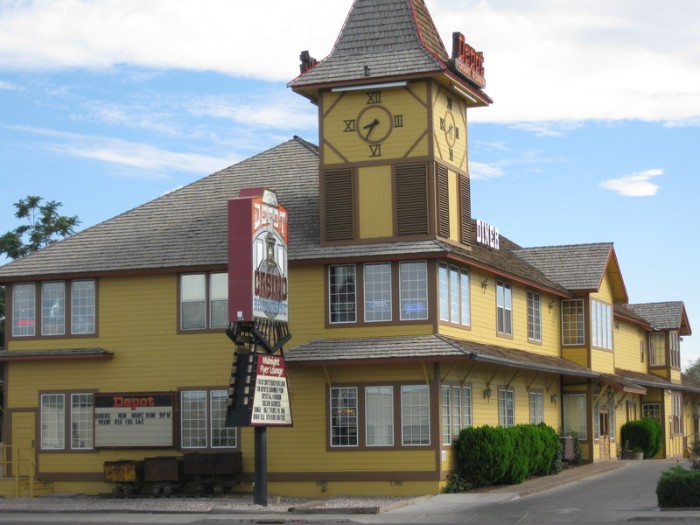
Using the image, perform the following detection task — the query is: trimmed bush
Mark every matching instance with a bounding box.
[621,418,662,458]
[657,466,700,508]
[457,423,562,488]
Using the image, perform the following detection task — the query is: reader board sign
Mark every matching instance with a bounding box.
[94,393,174,448]
[250,354,293,426]
[228,188,289,323]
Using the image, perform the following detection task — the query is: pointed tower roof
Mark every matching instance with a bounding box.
[289,0,491,104]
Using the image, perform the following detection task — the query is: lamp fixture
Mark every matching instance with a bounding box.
[450,82,478,103]
[331,81,408,93]
[550,394,558,405]
[481,278,489,291]
[548,300,555,311]
[483,387,492,400]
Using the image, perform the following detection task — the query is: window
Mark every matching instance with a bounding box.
[642,403,661,422]
[365,386,393,446]
[180,273,228,330]
[640,340,645,363]
[364,263,392,322]
[496,281,512,336]
[41,394,65,449]
[670,331,681,369]
[181,389,236,449]
[591,300,613,350]
[529,390,544,424]
[12,283,36,337]
[40,392,96,450]
[441,385,472,445]
[42,282,65,335]
[72,280,96,334]
[399,261,428,320]
[71,393,94,449]
[562,299,584,345]
[12,280,97,338]
[498,386,514,427]
[401,385,430,445]
[438,264,470,326]
[672,392,683,435]
[649,332,665,366]
[330,387,358,447]
[329,265,356,324]
[563,393,587,438]
[527,291,541,343]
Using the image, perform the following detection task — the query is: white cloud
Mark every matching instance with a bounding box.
[599,169,663,197]
[470,161,504,180]
[9,124,233,175]
[1,1,699,127]
[0,79,19,90]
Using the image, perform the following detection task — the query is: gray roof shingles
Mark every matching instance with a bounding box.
[512,243,613,292]
[288,0,448,89]
[626,302,687,332]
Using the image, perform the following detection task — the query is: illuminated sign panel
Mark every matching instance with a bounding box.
[228,188,289,323]
[476,219,500,250]
[250,354,292,426]
[450,32,486,88]
[94,393,174,448]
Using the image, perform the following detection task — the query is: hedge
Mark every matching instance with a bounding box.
[657,466,700,508]
[457,423,561,488]
[620,417,662,458]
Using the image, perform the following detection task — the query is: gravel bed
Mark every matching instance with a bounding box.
[0,494,420,514]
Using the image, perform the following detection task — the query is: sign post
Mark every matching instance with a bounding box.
[225,188,292,506]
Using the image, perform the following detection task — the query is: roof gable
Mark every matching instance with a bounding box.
[627,301,692,335]
[513,242,628,301]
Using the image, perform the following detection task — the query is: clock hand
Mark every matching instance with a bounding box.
[363,118,380,139]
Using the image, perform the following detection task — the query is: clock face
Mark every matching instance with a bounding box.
[321,83,428,164]
[443,110,456,147]
[435,93,465,168]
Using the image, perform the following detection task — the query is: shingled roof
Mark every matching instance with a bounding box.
[0,137,320,280]
[512,243,628,301]
[627,302,692,335]
[289,0,447,89]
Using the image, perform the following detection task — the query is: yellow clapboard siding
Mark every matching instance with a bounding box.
[358,165,393,238]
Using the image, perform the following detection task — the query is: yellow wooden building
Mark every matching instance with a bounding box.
[0,0,696,498]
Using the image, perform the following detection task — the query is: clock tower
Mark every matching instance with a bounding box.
[289,0,491,247]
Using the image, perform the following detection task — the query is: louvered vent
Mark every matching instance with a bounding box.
[396,163,429,236]
[323,170,353,242]
[436,165,450,238]
[459,174,472,246]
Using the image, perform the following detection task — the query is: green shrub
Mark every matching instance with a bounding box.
[657,466,700,508]
[457,423,562,488]
[442,472,471,493]
[621,418,662,458]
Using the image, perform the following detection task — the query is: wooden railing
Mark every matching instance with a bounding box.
[0,444,35,497]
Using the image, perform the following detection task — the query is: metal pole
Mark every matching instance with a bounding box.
[254,426,268,506]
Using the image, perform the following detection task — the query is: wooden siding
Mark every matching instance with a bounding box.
[613,320,647,373]
[358,165,393,238]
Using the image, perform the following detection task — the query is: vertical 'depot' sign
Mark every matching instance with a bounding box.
[228,188,288,324]
[226,187,293,429]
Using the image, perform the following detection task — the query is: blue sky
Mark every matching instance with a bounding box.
[1,0,699,365]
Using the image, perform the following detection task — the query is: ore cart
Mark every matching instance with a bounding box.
[183,452,243,495]
[143,456,184,497]
[103,459,144,497]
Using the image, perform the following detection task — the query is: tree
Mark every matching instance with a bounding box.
[685,357,700,381]
[0,196,80,347]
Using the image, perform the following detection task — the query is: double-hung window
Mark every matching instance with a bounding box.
[529,390,544,424]
[180,272,228,330]
[670,331,680,368]
[180,389,236,449]
[401,385,430,445]
[591,300,613,349]
[365,386,394,446]
[672,393,683,435]
[441,384,472,445]
[562,299,584,345]
[527,291,541,343]
[364,263,392,322]
[330,387,358,447]
[496,281,512,336]
[40,392,94,450]
[399,261,428,321]
[562,393,587,438]
[12,280,96,337]
[438,264,470,326]
[329,265,357,324]
[649,332,665,366]
[498,386,515,427]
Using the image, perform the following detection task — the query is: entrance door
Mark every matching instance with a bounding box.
[598,409,610,461]
[10,412,36,477]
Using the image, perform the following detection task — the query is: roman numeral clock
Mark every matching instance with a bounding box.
[321,82,427,165]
